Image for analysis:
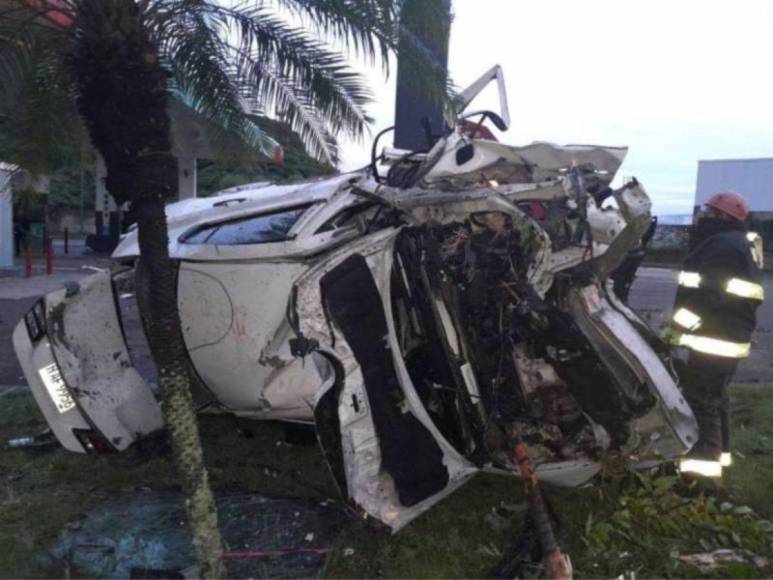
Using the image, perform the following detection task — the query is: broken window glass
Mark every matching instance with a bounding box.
[181,204,312,245]
[315,202,375,234]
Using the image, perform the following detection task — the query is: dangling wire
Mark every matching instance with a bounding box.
[369,126,394,183]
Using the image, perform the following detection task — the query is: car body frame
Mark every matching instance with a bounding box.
[14,66,698,530]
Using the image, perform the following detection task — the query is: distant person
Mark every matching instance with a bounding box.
[670,192,764,478]
[13,217,30,256]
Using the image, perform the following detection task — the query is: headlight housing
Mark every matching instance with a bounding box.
[24,299,46,342]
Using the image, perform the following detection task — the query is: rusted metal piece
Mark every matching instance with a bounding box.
[45,235,53,275]
[512,440,572,580]
[24,244,32,278]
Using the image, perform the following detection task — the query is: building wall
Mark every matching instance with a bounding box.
[47,207,95,235]
[696,158,773,211]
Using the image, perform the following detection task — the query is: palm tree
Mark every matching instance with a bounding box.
[0,1,408,576]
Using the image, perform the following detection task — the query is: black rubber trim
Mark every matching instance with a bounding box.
[321,254,450,507]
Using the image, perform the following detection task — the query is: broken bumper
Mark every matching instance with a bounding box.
[13,315,94,453]
[12,272,164,453]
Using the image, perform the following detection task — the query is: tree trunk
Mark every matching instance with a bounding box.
[69,1,223,576]
[134,199,223,579]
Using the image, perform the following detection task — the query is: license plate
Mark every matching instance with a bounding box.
[38,362,76,414]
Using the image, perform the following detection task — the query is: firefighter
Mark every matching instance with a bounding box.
[672,191,764,478]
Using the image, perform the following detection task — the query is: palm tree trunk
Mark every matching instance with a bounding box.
[69,0,223,576]
[135,199,223,578]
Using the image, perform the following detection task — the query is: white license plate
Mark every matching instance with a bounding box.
[38,362,76,414]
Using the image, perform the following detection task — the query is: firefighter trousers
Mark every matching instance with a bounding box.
[682,351,737,460]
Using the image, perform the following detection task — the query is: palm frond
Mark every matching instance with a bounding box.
[154,1,372,162]
[239,60,338,163]
[274,0,399,68]
[226,8,373,139]
[0,4,55,112]
[13,63,84,173]
[3,0,400,169]
[156,9,277,158]
[0,11,82,174]
[306,63,373,139]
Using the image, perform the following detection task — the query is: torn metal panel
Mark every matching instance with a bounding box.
[353,183,555,297]
[590,181,654,278]
[564,285,698,457]
[291,230,474,530]
[422,135,628,188]
[537,460,602,489]
[453,64,511,129]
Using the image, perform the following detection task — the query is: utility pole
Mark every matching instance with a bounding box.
[393,0,452,151]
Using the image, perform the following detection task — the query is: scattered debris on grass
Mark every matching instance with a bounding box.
[574,466,772,577]
[679,548,769,573]
[46,493,345,578]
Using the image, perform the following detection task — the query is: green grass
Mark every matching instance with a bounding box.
[724,384,773,516]
[0,392,171,576]
[0,390,333,577]
[1,383,772,578]
[550,383,773,578]
[324,382,773,578]
[323,474,529,579]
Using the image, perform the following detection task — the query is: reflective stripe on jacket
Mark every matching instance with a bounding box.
[673,227,763,357]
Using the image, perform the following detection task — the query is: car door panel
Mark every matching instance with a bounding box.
[293,230,477,530]
[177,261,317,417]
[321,254,451,506]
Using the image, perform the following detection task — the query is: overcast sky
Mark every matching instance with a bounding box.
[337,0,773,216]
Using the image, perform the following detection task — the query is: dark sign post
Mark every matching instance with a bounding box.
[393,0,452,152]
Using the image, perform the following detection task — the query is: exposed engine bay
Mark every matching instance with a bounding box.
[392,201,656,470]
[395,220,608,466]
[378,170,676,461]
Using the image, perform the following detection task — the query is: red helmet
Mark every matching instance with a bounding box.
[705,191,749,222]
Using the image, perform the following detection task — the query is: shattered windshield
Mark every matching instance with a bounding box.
[180,204,312,245]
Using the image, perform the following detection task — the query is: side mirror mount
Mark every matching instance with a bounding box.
[456,143,475,166]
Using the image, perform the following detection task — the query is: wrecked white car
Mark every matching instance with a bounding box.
[13,66,698,530]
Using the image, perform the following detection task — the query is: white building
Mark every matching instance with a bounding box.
[695,158,773,216]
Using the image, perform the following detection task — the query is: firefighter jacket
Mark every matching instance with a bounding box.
[673,222,763,358]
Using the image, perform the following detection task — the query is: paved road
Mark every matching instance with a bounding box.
[629,267,773,383]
